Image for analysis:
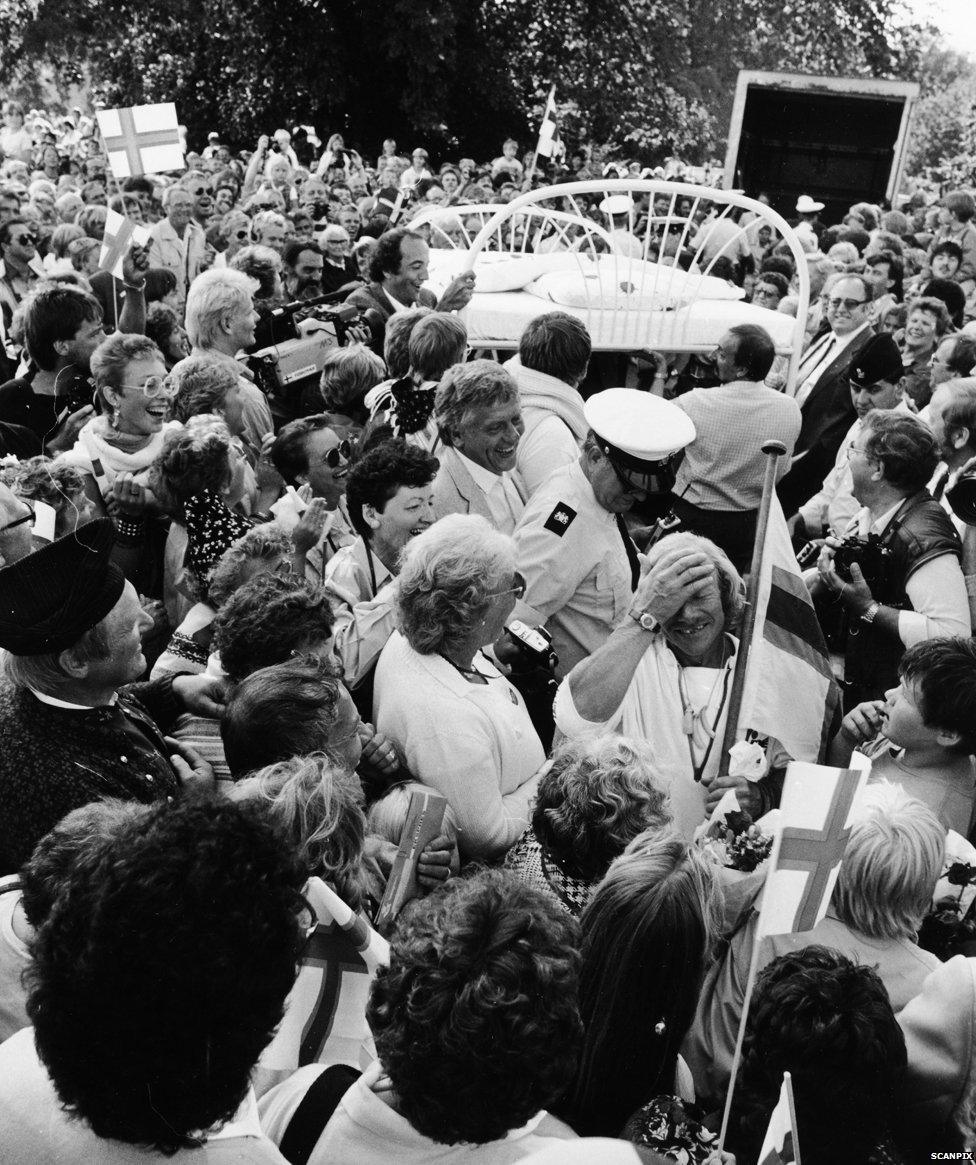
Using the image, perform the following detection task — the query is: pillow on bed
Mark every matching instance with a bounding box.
[524,256,745,309]
[524,266,680,310]
[424,249,545,293]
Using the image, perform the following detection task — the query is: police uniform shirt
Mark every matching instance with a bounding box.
[511,458,634,676]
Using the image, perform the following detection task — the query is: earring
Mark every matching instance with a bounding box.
[654,1019,666,1036]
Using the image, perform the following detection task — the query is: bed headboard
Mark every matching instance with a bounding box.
[413,180,811,389]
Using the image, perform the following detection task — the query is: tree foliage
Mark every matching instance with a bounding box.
[0,0,933,164]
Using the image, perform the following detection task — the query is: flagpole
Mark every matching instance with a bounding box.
[716,439,788,778]
[99,128,133,332]
[526,84,555,191]
[784,1071,802,1165]
[717,836,779,1149]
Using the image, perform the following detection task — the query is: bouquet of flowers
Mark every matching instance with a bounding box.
[712,809,774,873]
[919,860,976,961]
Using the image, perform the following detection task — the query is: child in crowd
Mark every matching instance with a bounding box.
[829,637,976,836]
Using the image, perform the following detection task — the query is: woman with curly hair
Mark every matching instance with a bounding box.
[558,831,721,1149]
[150,415,251,604]
[151,522,294,678]
[229,753,374,914]
[373,513,545,860]
[0,796,306,1159]
[258,869,582,1162]
[504,735,672,915]
[212,572,335,685]
[9,455,95,540]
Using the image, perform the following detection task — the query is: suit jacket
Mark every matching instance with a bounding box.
[433,446,526,531]
[148,218,206,304]
[777,324,874,517]
[344,282,437,345]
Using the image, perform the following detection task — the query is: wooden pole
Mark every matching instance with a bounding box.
[716,440,787,778]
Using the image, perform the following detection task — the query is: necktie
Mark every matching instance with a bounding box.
[615,514,641,591]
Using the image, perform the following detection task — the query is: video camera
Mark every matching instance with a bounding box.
[246,296,364,419]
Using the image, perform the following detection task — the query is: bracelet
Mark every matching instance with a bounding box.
[114,515,144,540]
[122,281,146,292]
[859,600,881,625]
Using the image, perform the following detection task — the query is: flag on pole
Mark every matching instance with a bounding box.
[96,103,184,179]
[759,1072,801,1165]
[257,876,388,1091]
[757,759,869,938]
[535,86,561,160]
[737,495,842,763]
[98,208,151,279]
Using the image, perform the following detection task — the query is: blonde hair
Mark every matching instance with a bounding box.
[832,781,945,940]
[227,753,370,911]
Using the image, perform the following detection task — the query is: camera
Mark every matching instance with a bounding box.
[247,301,366,419]
[947,474,976,526]
[504,620,558,674]
[831,534,892,592]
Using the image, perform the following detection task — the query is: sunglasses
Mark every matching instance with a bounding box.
[0,502,34,533]
[234,229,249,240]
[828,297,866,311]
[318,438,352,469]
[11,234,34,245]
[492,571,526,600]
[120,375,175,400]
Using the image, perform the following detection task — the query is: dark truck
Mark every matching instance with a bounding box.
[723,71,920,224]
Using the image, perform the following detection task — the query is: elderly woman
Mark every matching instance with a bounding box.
[373,513,545,860]
[555,531,789,834]
[432,359,526,534]
[504,735,672,915]
[151,522,293,678]
[684,781,944,1107]
[184,267,274,449]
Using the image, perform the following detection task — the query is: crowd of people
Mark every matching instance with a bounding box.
[1,96,976,1164]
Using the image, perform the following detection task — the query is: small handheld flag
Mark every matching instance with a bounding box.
[758,759,869,939]
[535,86,561,160]
[98,208,151,280]
[96,103,184,179]
[759,1072,801,1165]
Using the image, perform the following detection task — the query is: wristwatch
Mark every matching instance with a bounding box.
[629,609,659,632]
[859,601,881,624]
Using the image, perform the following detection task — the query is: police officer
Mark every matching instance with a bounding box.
[508,388,695,676]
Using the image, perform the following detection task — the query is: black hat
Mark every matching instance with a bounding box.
[849,333,903,388]
[0,518,124,656]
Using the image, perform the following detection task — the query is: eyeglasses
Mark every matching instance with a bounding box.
[828,297,866,311]
[11,234,34,245]
[491,571,526,600]
[316,438,352,469]
[0,503,34,534]
[189,187,209,197]
[119,375,175,399]
[752,286,779,300]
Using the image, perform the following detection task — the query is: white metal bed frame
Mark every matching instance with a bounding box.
[411,180,810,390]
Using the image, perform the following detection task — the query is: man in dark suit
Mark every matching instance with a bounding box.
[778,274,875,517]
[345,227,475,346]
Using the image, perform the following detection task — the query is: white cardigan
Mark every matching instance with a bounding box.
[374,632,544,860]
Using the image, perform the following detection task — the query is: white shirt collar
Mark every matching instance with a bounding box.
[28,686,117,710]
[385,290,410,314]
[455,448,504,492]
[201,1088,263,1142]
